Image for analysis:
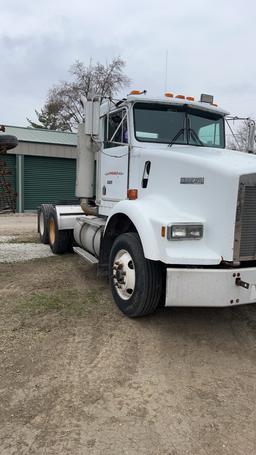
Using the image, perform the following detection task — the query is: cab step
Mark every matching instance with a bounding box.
[73,246,99,264]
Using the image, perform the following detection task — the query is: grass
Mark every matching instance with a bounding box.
[14,288,104,318]
[8,234,40,244]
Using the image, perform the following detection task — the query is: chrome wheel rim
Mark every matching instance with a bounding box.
[39,212,45,236]
[49,219,55,245]
[112,249,135,300]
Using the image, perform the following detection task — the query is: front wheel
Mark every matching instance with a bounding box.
[109,233,163,317]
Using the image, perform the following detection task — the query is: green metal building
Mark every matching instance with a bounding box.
[3,126,77,212]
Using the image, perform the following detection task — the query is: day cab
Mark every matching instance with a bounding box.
[39,91,256,317]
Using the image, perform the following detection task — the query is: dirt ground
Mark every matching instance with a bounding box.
[0,215,256,454]
[0,213,37,236]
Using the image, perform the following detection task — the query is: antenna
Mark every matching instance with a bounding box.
[164,50,168,92]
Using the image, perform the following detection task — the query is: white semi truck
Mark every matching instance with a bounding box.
[38,91,256,317]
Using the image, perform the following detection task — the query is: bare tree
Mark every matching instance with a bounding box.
[27,57,130,132]
[226,119,253,151]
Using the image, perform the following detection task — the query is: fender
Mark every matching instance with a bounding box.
[104,197,220,265]
[104,199,160,260]
[55,205,84,230]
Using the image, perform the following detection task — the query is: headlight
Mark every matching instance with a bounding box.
[167,224,203,240]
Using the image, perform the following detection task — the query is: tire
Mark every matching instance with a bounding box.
[38,204,52,244]
[109,232,163,317]
[48,207,71,254]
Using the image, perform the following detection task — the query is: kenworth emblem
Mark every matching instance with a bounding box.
[180,177,205,184]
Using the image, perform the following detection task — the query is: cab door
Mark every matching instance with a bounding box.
[99,109,129,203]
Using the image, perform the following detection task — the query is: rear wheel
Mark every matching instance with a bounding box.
[48,207,71,254]
[38,204,52,244]
[109,232,163,317]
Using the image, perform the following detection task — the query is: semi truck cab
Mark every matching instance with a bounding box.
[38,91,256,317]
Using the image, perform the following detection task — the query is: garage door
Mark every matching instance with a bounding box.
[0,154,16,211]
[24,156,76,210]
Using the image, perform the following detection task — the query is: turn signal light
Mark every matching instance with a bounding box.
[161,226,166,237]
[175,95,185,99]
[165,92,174,98]
[127,189,138,200]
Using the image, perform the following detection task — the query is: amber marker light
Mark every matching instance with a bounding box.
[127,189,138,200]
[130,90,144,95]
[212,103,218,107]
[175,95,185,99]
[186,96,195,101]
[161,226,166,238]
[165,92,174,98]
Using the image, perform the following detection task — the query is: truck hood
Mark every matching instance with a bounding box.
[138,144,256,178]
[131,144,256,264]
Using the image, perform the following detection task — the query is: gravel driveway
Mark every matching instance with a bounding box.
[0,242,54,262]
[0,213,54,262]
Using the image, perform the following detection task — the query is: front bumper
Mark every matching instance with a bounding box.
[165,266,256,307]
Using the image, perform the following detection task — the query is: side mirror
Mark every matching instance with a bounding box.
[247,120,255,153]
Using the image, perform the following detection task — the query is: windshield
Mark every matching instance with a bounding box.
[133,102,225,148]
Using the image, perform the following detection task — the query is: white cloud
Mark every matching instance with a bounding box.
[0,0,256,125]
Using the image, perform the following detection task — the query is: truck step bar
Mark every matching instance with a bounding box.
[73,246,99,264]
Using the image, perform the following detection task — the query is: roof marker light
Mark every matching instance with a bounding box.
[129,90,146,95]
[165,92,174,98]
[175,95,185,100]
[212,103,218,107]
[186,96,195,101]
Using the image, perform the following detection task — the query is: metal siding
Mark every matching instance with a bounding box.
[24,156,76,210]
[8,142,78,159]
[5,126,77,146]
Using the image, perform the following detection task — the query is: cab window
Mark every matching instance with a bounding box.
[188,111,224,148]
[104,109,128,148]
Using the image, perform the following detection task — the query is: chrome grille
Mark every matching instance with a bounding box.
[240,186,256,258]
[234,174,256,261]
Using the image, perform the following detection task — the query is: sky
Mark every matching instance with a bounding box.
[1,0,256,127]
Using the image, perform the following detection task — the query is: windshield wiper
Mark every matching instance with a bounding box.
[168,128,184,147]
[188,128,204,146]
